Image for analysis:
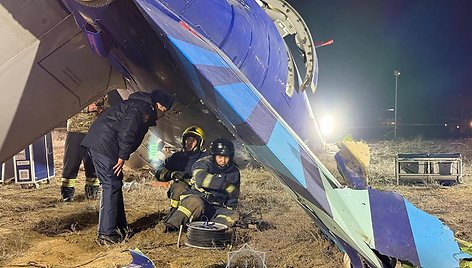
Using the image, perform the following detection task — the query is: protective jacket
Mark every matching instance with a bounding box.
[81,92,157,160]
[190,156,240,209]
[157,150,209,182]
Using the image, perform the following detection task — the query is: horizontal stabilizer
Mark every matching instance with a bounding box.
[329,187,471,266]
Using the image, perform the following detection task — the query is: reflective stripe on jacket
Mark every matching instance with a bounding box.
[190,156,240,208]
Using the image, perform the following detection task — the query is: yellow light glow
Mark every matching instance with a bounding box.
[320,115,335,136]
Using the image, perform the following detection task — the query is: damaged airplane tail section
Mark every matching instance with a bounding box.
[336,140,472,267]
[1,0,471,266]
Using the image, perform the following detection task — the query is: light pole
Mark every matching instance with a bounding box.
[394,70,401,139]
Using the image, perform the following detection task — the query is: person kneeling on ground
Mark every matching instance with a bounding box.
[155,125,209,216]
[165,137,240,232]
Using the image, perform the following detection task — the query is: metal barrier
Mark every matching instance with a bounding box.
[395,153,463,184]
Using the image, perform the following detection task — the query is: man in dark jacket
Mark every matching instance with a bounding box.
[165,137,240,232]
[82,89,173,245]
[155,125,209,216]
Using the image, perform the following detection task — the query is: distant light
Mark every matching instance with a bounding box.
[444,123,448,127]
[457,125,460,129]
[469,121,472,128]
[394,70,401,76]
[388,108,394,112]
[320,115,335,136]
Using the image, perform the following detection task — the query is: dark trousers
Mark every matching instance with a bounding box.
[166,195,239,228]
[89,150,126,236]
[167,180,190,208]
[62,132,96,179]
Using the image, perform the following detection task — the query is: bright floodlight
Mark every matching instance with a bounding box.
[320,115,335,136]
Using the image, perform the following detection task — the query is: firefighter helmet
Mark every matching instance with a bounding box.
[182,125,205,151]
[210,137,235,158]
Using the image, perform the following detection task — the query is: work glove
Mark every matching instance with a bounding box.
[170,171,187,181]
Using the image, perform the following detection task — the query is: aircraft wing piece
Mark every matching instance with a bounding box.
[0,1,120,162]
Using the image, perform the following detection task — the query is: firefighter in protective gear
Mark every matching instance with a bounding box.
[165,137,240,232]
[155,125,208,215]
[61,95,109,202]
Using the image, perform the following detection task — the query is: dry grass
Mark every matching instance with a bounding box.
[366,137,472,243]
[0,129,342,268]
[0,130,471,267]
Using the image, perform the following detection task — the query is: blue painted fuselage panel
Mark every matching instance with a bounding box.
[160,0,322,150]
[61,0,322,149]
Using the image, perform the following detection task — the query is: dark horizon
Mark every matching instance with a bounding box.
[289,0,472,139]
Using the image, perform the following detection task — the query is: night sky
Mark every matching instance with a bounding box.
[288,0,472,137]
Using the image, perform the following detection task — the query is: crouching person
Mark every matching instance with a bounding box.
[155,125,208,216]
[165,138,240,232]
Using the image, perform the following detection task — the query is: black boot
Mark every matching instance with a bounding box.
[163,207,177,222]
[61,186,75,202]
[164,223,179,233]
[85,185,100,200]
[97,234,123,245]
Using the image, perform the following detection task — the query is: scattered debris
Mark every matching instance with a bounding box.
[123,181,140,192]
[123,248,155,268]
[236,210,275,231]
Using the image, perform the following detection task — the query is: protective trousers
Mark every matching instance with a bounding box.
[90,150,127,237]
[62,132,98,200]
[62,132,96,179]
[167,180,190,209]
[166,194,239,228]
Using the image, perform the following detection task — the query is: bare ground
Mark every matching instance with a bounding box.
[0,130,470,267]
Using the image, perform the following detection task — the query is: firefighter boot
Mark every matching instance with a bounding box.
[97,234,123,245]
[61,178,76,202]
[85,185,100,200]
[61,186,75,202]
[85,178,100,200]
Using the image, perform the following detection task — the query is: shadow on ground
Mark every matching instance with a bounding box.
[33,210,98,236]
[128,211,167,235]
